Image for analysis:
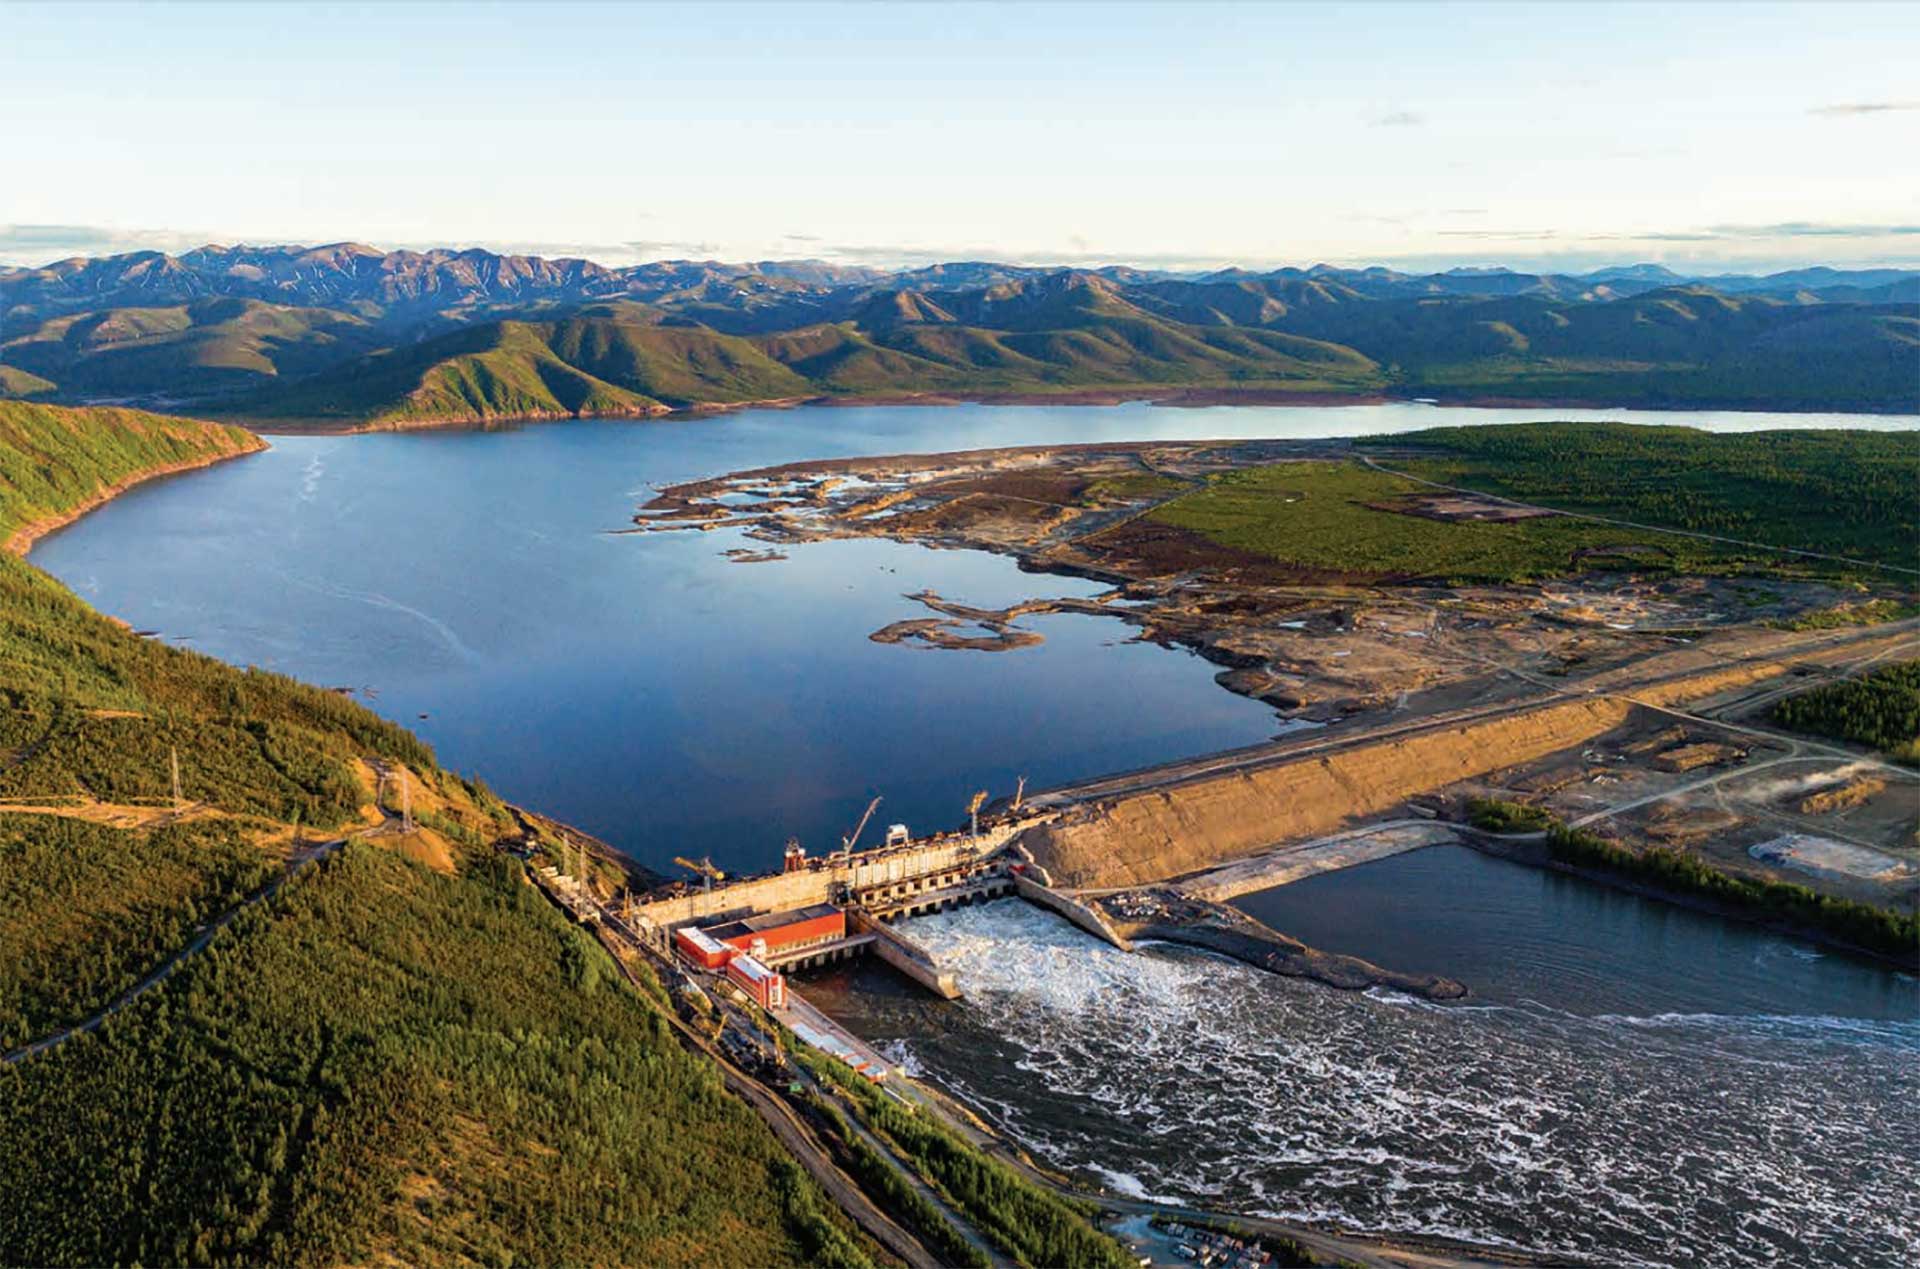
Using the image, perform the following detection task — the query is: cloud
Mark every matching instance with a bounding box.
[1371,110,1425,127]
[1702,221,1920,239]
[622,239,724,258]
[1438,229,1561,241]
[1436,221,1918,246]
[1809,101,1919,116]
[0,222,219,264]
[781,233,822,243]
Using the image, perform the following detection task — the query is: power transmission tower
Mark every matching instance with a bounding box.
[400,768,414,834]
[170,745,182,809]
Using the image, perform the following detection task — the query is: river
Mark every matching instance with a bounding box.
[801,850,1919,1268]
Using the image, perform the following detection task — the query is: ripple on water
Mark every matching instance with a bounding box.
[854,900,1920,1269]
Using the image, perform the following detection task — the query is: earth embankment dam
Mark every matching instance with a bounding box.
[1018,695,1633,889]
[1014,619,1918,891]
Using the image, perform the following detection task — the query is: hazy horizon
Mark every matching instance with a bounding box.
[4,0,1915,274]
[3,235,1915,281]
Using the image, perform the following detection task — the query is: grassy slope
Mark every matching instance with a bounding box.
[0,402,865,1266]
[1361,421,1920,569]
[0,365,56,398]
[8,279,1915,421]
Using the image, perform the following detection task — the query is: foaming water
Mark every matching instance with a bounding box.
[804,899,1920,1267]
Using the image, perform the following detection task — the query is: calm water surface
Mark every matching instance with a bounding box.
[804,850,1919,1268]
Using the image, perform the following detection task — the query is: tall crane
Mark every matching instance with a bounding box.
[673,855,726,892]
[842,796,882,853]
[967,789,988,839]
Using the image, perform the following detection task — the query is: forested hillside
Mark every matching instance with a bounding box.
[0,402,881,1265]
[1364,422,1920,569]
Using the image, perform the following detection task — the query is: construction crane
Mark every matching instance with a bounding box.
[967,789,988,839]
[674,855,726,892]
[842,796,882,853]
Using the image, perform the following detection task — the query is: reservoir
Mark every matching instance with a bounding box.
[29,400,1920,1265]
[29,400,1915,875]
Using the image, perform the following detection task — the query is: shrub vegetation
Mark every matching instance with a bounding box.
[799,1048,1134,1269]
[1546,825,1919,962]
[1361,422,1920,569]
[1149,459,1744,583]
[1466,797,1556,833]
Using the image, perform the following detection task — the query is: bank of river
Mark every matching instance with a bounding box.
[800,848,1917,1268]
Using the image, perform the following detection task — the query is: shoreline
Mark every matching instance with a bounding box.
[5,436,270,557]
[1120,910,1470,1000]
[1464,831,1920,972]
[216,386,1920,436]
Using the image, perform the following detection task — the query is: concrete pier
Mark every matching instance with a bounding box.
[1014,874,1135,951]
[849,908,962,998]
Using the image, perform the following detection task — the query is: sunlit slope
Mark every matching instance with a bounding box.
[242,297,1384,424]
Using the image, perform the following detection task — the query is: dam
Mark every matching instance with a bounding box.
[621,811,1137,1002]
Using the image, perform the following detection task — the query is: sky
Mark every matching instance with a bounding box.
[2,0,1916,274]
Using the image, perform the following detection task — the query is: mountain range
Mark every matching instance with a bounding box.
[3,244,1915,422]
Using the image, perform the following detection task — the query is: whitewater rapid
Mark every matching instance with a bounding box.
[862,900,1918,1268]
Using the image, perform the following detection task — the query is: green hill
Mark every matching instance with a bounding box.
[242,316,819,425]
[0,299,382,402]
[0,402,887,1265]
[238,302,1385,425]
[0,365,55,399]
[1273,290,1920,410]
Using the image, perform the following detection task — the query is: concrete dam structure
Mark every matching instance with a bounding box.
[633,818,1136,999]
